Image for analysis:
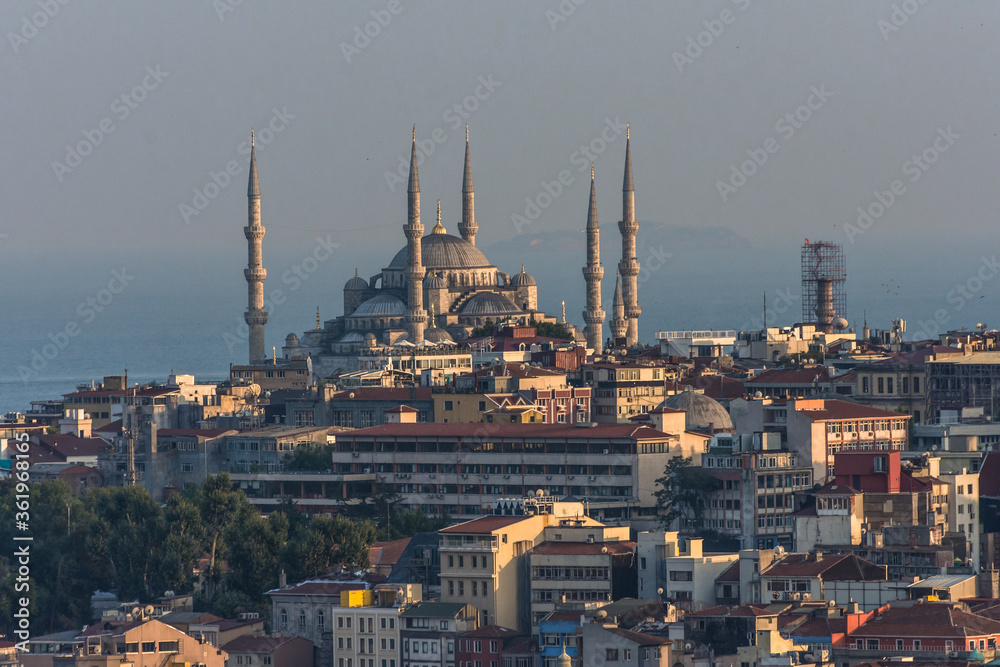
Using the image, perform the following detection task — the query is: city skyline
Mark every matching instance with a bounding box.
[2,1,999,404]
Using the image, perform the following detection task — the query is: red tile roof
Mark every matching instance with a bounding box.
[814,482,862,496]
[369,537,411,567]
[716,561,740,583]
[459,625,522,639]
[852,604,1000,639]
[531,541,635,556]
[762,553,850,577]
[35,435,111,458]
[793,399,911,421]
[439,516,532,534]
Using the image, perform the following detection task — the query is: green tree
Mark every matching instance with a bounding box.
[283,443,334,471]
[528,319,573,340]
[159,495,205,594]
[653,456,723,531]
[199,473,250,601]
[384,507,451,541]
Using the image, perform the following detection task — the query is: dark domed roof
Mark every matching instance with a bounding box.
[660,389,734,430]
[509,265,536,287]
[345,270,369,290]
[461,291,521,317]
[351,294,406,318]
[424,273,448,290]
[388,234,493,271]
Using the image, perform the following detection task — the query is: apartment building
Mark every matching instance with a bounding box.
[700,432,814,550]
[636,533,737,611]
[853,345,962,423]
[332,422,683,521]
[582,363,667,423]
[528,521,636,633]
[730,397,910,484]
[400,602,478,667]
[439,496,604,633]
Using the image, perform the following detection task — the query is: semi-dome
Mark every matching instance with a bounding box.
[388,233,493,271]
[461,291,521,317]
[660,388,734,431]
[338,332,365,343]
[351,293,406,318]
[424,272,448,289]
[345,269,369,291]
[509,265,536,287]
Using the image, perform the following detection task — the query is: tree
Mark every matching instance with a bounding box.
[653,456,723,531]
[199,473,250,601]
[283,443,334,471]
[159,495,205,594]
[384,507,451,542]
[528,319,573,340]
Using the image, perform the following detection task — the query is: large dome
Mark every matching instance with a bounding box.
[351,293,406,317]
[461,291,521,317]
[388,234,493,271]
[660,388,734,431]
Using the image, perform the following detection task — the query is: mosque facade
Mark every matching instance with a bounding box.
[242,127,642,378]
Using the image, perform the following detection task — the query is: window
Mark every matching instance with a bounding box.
[318,610,325,629]
[141,642,156,653]
[606,648,619,660]
[914,640,920,650]
[877,377,884,393]
[280,609,288,628]
[299,611,306,627]
[159,641,179,652]
[445,401,454,411]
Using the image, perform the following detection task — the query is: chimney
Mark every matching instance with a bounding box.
[814,551,823,562]
[279,569,287,588]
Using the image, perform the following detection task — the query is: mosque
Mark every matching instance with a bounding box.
[241,126,642,378]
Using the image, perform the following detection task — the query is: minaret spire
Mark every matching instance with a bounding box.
[610,272,627,347]
[244,130,268,363]
[618,126,641,347]
[458,126,478,245]
[582,165,606,354]
[405,128,427,343]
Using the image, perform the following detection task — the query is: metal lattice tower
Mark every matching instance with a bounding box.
[801,240,846,333]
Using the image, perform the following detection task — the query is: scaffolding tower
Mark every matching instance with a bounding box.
[801,240,846,333]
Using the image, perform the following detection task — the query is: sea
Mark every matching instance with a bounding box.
[2,232,993,415]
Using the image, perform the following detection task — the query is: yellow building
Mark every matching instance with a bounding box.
[438,495,603,633]
[434,392,536,423]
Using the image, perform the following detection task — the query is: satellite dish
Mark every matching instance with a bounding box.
[832,317,849,331]
[131,606,141,618]
[601,546,608,554]
[595,610,607,620]
[144,605,154,617]
[657,587,664,595]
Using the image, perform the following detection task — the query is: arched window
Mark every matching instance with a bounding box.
[280,609,288,628]
[299,610,306,627]
[317,610,325,630]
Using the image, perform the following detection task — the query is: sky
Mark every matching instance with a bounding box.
[2,1,1000,408]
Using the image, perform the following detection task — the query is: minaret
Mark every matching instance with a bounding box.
[458,126,478,245]
[244,130,268,364]
[610,272,627,347]
[582,165,605,354]
[405,127,427,344]
[618,125,641,347]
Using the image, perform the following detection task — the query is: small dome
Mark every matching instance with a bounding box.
[424,327,454,343]
[660,389,734,431]
[345,269,369,291]
[285,333,299,347]
[424,272,448,290]
[461,292,521,317]
[509,265,536,288]
[351,294,406,318]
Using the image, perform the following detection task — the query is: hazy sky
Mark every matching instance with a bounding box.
[3,1,1000,399]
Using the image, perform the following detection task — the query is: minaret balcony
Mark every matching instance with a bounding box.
[245,268,268,282]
